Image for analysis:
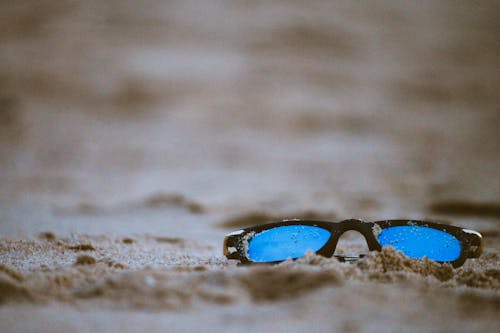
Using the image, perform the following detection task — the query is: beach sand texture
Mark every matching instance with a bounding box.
[0,1,499,332]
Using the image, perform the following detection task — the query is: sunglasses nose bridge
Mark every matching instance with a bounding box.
[336,219,382,252]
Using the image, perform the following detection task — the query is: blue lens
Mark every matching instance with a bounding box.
[247,225,331,262]
[377,226,461,262]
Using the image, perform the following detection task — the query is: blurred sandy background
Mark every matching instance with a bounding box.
[0,1,499,332]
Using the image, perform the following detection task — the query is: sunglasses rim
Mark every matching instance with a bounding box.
[223,219,482,268]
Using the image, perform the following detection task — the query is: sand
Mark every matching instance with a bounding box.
[0,1,499,332]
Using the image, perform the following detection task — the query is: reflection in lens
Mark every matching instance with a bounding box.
[247,225,331,262]
[377,226,461,262]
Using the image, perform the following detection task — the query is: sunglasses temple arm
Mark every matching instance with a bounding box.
[223,235,243,260]
[465,231,483,258]
[460,229,482,258]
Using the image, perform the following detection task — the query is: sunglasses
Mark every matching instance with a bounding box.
[223,219,483,268]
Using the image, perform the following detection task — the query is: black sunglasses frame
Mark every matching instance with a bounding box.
[223,219,482,268]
